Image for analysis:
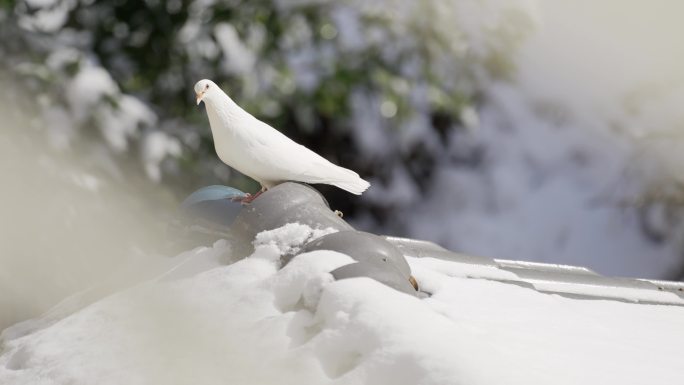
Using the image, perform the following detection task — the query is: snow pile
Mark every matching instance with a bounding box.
[253,223,339,256]
[2,226,684,385]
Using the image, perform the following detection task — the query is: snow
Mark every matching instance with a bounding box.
[253,223,339,256]
[141,131,182,182]
[99,95,157,153]
[17,0,73,32]
[66,66,119,124]
[214,23,257,75]
[526,279,684,304]
[2,225,684,385]
[66,66,158,153]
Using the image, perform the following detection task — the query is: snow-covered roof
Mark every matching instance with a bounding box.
[181,182,684,307]
[385,236,684,306]
[3,182,683,384]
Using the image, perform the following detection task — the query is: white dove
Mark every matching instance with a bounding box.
[195,79,370,203]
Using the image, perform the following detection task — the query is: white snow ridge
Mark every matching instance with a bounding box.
[2,224,684,385]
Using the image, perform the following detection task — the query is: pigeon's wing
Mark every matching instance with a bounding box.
[250,119,368,192]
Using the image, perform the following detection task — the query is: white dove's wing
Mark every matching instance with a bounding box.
[249,119,369,194]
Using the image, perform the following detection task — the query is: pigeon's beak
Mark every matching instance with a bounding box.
[196,91,205,105]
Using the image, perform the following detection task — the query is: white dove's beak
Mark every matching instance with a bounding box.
[196,91,205,105]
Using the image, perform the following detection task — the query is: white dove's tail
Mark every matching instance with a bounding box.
[325,165,370,195]
[331,177,371,195]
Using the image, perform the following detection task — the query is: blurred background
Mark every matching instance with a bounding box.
[2,0,684,327]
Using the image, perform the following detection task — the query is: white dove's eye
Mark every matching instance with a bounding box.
[205,84,210,89]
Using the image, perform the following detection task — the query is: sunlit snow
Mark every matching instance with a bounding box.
[2,225,683,385]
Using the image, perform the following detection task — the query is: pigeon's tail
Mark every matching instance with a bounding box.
[326,166,370,195]
[331,178,371,195]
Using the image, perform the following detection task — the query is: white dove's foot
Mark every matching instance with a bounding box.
[230,193,249,203]
[234,189,265,205]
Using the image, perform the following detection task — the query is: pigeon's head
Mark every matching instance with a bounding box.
[194,79,219,105]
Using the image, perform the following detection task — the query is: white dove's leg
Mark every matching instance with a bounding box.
[238,185,267,204]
